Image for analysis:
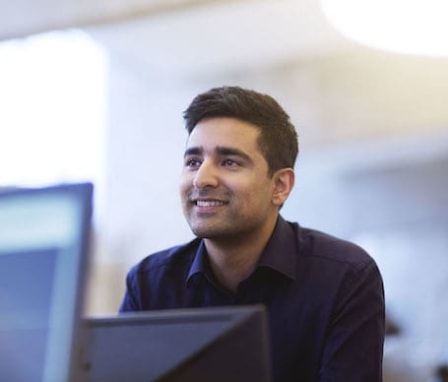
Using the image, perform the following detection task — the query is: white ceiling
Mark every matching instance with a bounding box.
[0,0,354,76]
[0,0,198,40]
[87,0,354,77]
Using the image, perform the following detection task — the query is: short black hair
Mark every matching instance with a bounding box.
[183,86,298,176]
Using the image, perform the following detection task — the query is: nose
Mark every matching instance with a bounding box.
[193,160,219,189]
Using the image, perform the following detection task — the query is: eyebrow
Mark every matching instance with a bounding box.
[184,146,252,163]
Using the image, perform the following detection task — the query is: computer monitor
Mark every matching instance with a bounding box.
[80,305,272,382]
[0,182,93,382]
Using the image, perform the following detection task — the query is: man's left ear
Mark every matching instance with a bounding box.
[272,168,295,206]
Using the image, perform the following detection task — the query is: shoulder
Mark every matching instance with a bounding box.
[120,238,202,311]
[289,222,384,306]
[126,238,201,279]
[293,223,376,272]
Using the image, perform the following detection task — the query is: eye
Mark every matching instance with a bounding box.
[184,157,202,168]
[222,158,239,167]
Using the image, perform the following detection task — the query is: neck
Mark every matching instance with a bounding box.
[204,216,278,293]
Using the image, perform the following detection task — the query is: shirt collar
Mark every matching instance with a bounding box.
[186,215,297,285]
[187,240,208,282]
[258,216,296,280]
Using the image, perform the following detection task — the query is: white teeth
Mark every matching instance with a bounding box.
[196,200,225,207]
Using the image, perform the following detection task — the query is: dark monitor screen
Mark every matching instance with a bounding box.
[0,183,93,382]
[80,305,272,382]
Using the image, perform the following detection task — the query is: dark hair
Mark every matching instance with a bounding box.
[183,86,299,176]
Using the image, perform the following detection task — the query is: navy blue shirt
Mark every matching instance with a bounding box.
[120,217,385,381]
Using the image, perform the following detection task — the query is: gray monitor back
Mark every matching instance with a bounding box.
[80,305,272,382]
[0,183,93,382]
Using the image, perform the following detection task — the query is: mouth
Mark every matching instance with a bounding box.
[193,199,227,207]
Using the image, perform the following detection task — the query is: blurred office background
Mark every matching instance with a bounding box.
[0,0,447,380]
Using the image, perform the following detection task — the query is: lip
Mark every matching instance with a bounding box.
[194,199,227,207]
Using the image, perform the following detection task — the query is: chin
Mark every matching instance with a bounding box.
[190,225,221,239]
[189,220,239,239]
[191,228,213,239]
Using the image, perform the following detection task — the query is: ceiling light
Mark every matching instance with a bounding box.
[320,0,448,56]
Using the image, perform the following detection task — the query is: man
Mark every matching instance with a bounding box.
[120,86,385,381]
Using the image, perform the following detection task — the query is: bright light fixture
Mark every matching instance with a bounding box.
[0,30,108,223]
[320,0,448,56]
[0,30,107,187]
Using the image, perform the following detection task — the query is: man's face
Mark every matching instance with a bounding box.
[179,117,279,241]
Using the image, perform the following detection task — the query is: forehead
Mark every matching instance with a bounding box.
[186,117,261,152]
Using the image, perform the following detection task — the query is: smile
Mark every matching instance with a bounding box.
[195,200,227,207]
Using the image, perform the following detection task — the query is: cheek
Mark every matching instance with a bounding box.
[249,180,274,201]
[179,173,192,193]
[236,178,273,201]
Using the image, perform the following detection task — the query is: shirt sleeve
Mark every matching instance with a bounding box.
[318,260,385,381]
[118,267,142,312]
